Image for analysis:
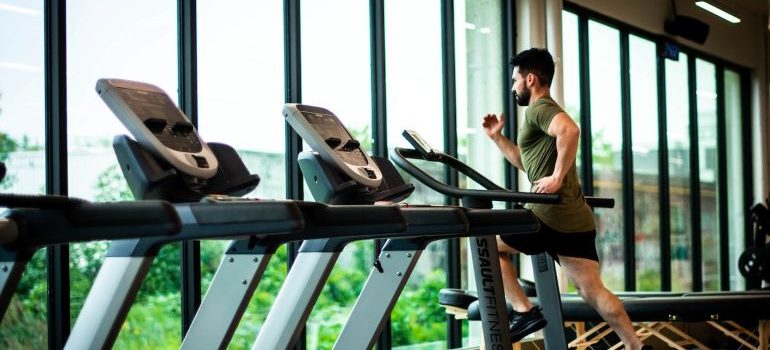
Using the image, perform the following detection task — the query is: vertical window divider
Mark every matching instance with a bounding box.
[577,16,593,196]
[687,55,703,292]
[740,70,755,289]
[284,0,306,348]
[503,0,517,193]
[715,65,729,291]
[619,31,635,291]
[369,0,392,348]
[441,0,459,193]
[656,44,672,291]
[441,1,460,348]
[44,1,70,348]
[177,0,201,336]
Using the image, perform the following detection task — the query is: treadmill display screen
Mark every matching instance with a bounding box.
[114,87,203,153]
[304,111,367,166]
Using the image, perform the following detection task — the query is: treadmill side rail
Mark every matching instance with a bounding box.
[0,259,26,320]
[181,250,273,350]
[250,249,339,350]
[65,256,153,350]
[333,247,423,349]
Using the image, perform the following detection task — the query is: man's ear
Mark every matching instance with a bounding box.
[526,73,535,87]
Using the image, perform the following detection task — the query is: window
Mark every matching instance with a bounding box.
[724,69,745,291]
[455,0,505,192]
[588,20,624,291]
[196,0,286,347]
[562,11,581,172]
[0,1,46,347]
[386,0,449,347]
[300,1,375,348]
[665,53,692,292]
[695,59,720,291]
[628,35,661,291]
[66,0,180,347]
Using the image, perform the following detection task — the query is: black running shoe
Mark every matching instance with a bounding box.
[509,305,548,343]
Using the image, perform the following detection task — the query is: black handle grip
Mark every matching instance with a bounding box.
[69,200,181,228]
[0,193,87,209]
[5,199,181,247]
[391,148,559,204]
[585,197,615,208]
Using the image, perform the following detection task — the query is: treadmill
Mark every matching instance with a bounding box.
[390,130,614,350]
[250,104,559,350]
[65,79,412,350]
[74,79,479,350]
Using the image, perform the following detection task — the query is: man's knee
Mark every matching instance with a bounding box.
[572,274,604,300]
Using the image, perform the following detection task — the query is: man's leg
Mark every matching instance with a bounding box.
[496,236,532,312]
[558,255,643,350]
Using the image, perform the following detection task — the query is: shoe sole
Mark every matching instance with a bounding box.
[510,318,548,343]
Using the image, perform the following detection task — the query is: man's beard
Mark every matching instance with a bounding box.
[514,87,531,106]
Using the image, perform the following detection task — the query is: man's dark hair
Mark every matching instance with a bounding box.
[510,48,555,87]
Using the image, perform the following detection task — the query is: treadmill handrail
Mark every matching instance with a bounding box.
[392,147,615,208]
[391,147,559,204]
[4,199,182,247]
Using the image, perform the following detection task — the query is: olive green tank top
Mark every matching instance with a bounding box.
[517,96,595,233]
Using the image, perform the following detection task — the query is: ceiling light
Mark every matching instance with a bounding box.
[695,1,741,23]
[0,3,42,15]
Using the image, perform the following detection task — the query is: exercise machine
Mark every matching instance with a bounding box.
[391,130,614,349]
[66,79,410,350]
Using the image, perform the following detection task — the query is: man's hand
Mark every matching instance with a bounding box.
[482,113,505,141]
[533,175,563,193]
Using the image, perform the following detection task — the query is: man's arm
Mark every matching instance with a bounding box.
[533,112,580,193]
[492,134,525,171]
[482,113,525,171]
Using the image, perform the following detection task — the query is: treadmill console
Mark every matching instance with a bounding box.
[402,130,439,158]
[283,104,382,188]
[96,78,218,179]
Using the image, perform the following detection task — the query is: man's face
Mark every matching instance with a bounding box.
[511,68,531,107]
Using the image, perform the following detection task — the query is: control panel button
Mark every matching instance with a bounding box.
[192,155,209,168]
[325,137,342,148]
[172,122,194,136]
[144,118,167,134]
[341,139,360,152]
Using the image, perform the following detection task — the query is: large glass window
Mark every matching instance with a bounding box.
[196,1,286,347]
[562,11,581,172]
[66,0,180,347]
[455,0,505,191]
[665,53,692,292]
[629,35,661,291]
[386,0,449,348]
[695,59,720,291]
[0,1,47,348]
[588,20,624,291]
[724,69,745,291]
[300,1,375,348]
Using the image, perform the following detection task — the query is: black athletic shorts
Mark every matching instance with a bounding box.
[499,220,599,263]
